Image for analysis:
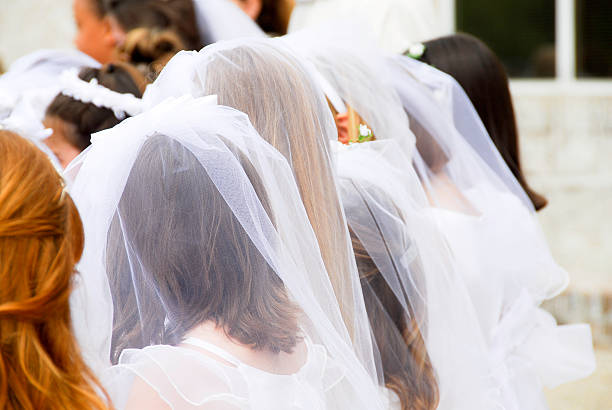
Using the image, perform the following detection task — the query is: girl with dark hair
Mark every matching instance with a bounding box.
[43,62,145,167]
[73,0,201,64]
[389,50,596,410]
[417,33,548,210]
[229,0,295,35]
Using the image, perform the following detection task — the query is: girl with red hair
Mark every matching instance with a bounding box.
[0,131,109,410]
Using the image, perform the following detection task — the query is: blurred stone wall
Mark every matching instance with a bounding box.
[0,0,75,68]
[513,84,612,344]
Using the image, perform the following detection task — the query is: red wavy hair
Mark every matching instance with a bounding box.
[0,131,110,409]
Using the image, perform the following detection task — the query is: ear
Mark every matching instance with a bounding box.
[238,0,262,20]
[103,16,125,48]
[335,112,350,144]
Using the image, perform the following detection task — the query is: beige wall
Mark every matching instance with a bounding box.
[0,0,75,68]
[513,86,612,293]
[513,83,612,344]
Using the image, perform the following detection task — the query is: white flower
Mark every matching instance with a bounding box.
[408,43,425,58]
[359,124,372,138]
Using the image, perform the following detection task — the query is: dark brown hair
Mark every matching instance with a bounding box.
[107,134,300,364]
[418,33,548,210]
[344,182,439,410]
[255,0,293,36]
[45,63,144,151]
[92,0,202,50]
[0,131,110,410]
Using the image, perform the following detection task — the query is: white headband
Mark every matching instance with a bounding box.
[58,68,143,120]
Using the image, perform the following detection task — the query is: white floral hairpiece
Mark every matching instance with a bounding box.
[58,68,143,120]
[406,43,426,59]
[358,124,373,142]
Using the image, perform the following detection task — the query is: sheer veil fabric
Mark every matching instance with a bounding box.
[334,140,495,410]
[0,49,100,168]
[142,38,381,386]
[283,29,497,409]
[68,96,385,409]
[387,55,596,409]
[192,0,266,45]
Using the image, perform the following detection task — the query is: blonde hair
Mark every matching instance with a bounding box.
[0,131,110,410]
[204,43,359,334]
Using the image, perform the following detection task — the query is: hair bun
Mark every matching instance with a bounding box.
[120,28,185,81]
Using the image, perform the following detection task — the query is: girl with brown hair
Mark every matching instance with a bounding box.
[339,172,439,410]
[417,33,548,210]
[69,96,385,409]
[0,131,109,409]
[389,51,596,410]
[43,62,145,168]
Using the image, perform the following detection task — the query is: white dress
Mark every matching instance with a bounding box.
[105,336,345,410]
[432,185,595,410]
[379,386,401,410]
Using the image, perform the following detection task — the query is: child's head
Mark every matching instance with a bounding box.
[44,62,144,167]
[107,134,300,362]
[229,0,295,35]
[0,130,109,410]
[74,0,201,63]
[418,33,548,210]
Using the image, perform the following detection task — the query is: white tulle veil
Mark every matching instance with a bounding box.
[386,54,596,407]
[0,49,100,168]
[142,37,381,384]
[282,27,498,409]
[192,0,266,44]
[387,55,569,301]
[334,139,497,409]
[68,95,385,409]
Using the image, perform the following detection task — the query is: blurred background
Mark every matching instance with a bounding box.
[1,0,610,408]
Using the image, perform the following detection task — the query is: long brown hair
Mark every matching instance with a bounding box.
[418,33,548,211]
[107,135,300,363]
[349,219,439,410]
[204,43,359,336]
[0,131,110,409]
[341,178,438,409]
